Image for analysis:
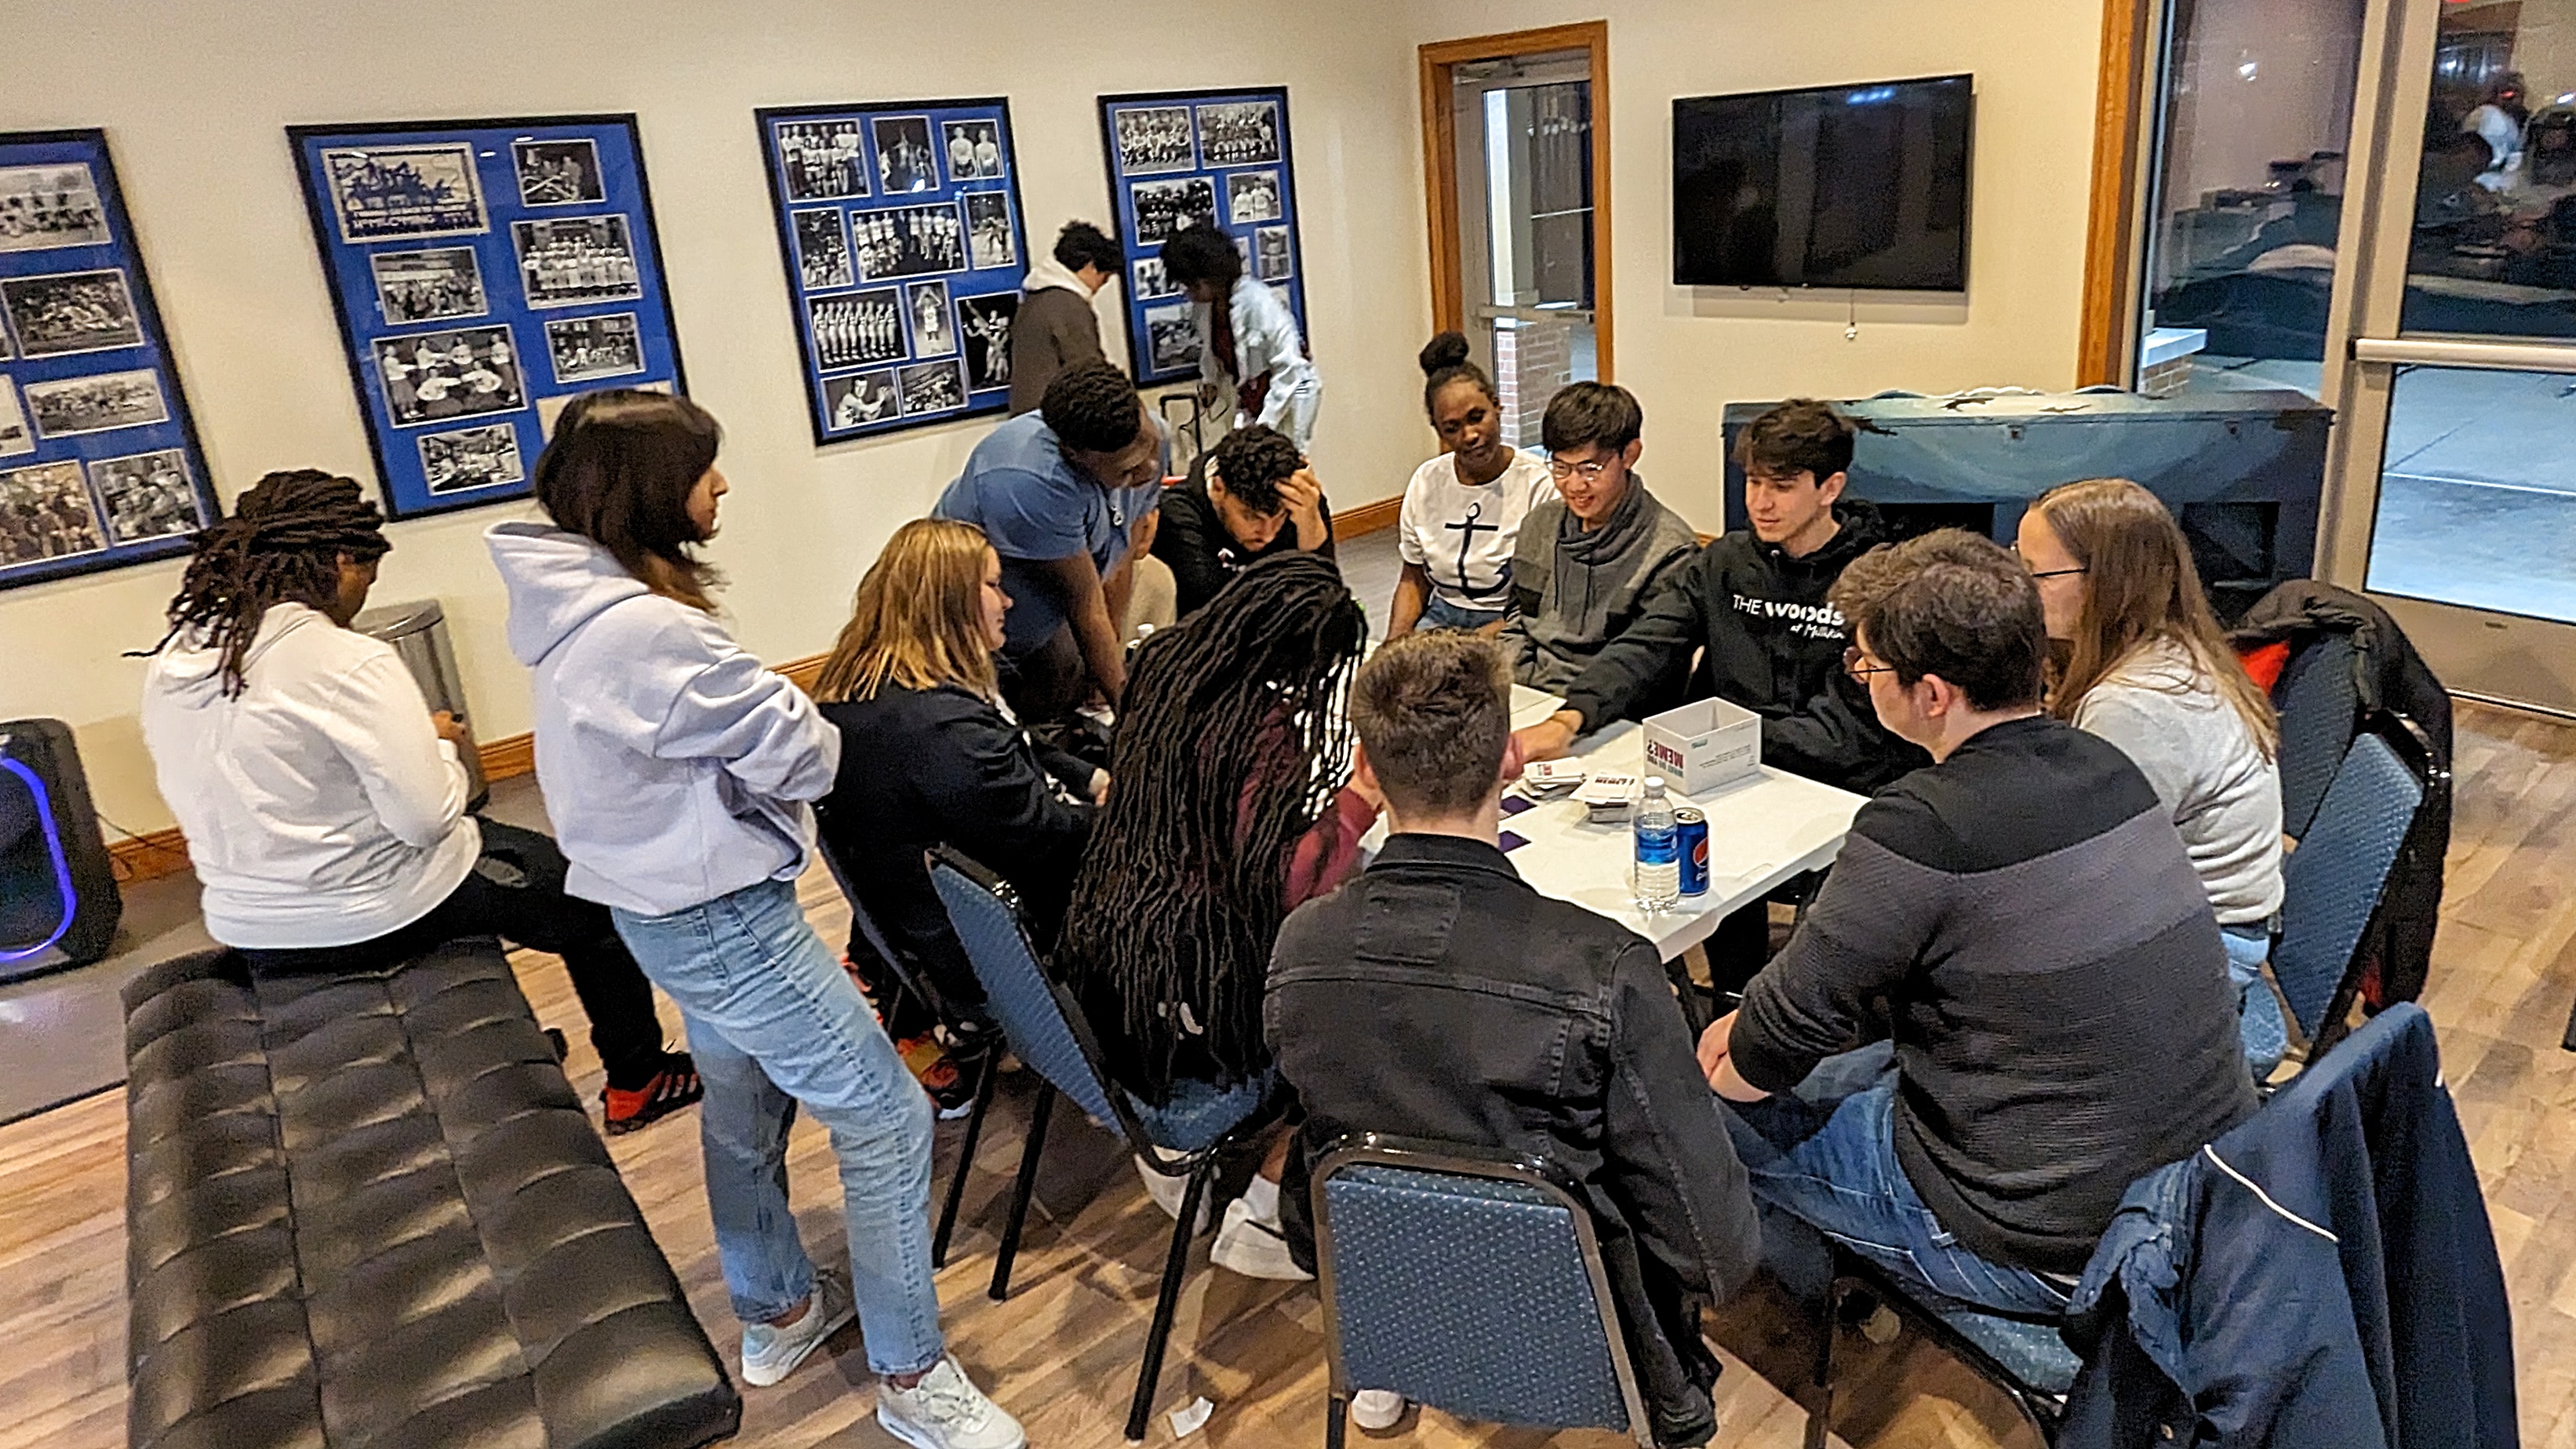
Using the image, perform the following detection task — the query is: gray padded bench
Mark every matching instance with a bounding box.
[123,938,740,1449]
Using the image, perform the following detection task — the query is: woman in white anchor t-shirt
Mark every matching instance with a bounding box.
[1386,333,1557,637]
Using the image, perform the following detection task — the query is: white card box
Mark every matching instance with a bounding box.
[1642,697,1761,795]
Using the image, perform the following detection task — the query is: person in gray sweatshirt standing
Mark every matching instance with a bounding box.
[1008,220,1120,416]
[1501,381,1701,697]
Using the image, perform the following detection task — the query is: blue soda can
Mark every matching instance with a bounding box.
[1675,806,1709,896]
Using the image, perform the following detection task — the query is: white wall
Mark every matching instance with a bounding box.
[0,0,1438,835]
[1407,0,2106,530]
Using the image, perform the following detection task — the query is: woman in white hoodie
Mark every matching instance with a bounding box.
[486,391,1022,1449]
[135,469,698,1134]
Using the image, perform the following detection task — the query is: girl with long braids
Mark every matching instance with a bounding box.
[1057,550,1381,1280]
[486,391,1024,1447]
[136,468,700,1134]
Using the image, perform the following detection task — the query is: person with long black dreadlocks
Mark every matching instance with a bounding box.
[136,468,700,1135]
[1056,550,1381,1281]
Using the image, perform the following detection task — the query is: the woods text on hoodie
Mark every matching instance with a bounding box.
[485,522,840,917]
[1560,501,1926,795]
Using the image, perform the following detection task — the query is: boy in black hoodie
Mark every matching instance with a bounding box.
[1515,399,1926,795]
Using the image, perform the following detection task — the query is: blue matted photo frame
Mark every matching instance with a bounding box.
[1096,86,1308,388]
[754,96,1031,446]
[0,128,220,592]
[288,114,686,520]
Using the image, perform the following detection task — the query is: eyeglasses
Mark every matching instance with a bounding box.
[1842,646,1895,682]
[2007,542,2087,581]
[1545,457,1612,482]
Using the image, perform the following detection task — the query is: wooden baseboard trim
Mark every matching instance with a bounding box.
[778,652,829,694]
[478,731,534,782]
[1337,496,1400,537]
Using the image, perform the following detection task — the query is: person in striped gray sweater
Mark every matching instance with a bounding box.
[1697,530,2258,1312]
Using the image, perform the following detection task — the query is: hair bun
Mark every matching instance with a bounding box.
[1417,330,1472,377]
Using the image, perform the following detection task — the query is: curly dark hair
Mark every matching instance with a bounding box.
[1053,220,1122,274]
[1039,360,1143,453]
[1207,424,1302,513]
[1159,223,1242,289]
[135,469,388,697]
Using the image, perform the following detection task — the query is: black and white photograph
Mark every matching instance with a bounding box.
[1113,105,1198,174]
[809,287,905,370]
[824,369,898,431]
[1,268,143,357]
[905,279,955,357]
[544,311,645,384]
[1130,177,1217,246]
[321,143,487,243]
[369,246,486,323]
[0,461,103,567]
[962,190,1016,270]
[852,202,966,281]
[1255,224,1294,282]
[775,118,868,201]
[1195,100,1283,167]
[25,368,168,438]
[897,358,965,416]
[871,116,939,195]
[1144,301,1200,374]
[418,422,526,495]
[0,162,109,253]
[511,138,605,207]
[958,293,1016,393]
[1132,255,1181,300]
[0,377,30,457]
[792,207,854,290]
[1227,169,1283,224]
[370,325,526,427]
[941,121,1006,183]
[511,215,642,308]
[89,450,204,544]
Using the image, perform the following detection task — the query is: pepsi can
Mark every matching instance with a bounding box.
[1674,806,1709,896]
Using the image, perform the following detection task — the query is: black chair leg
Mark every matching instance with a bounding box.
[1803,1272,1849,1449]
[1125,1158,1213,1441]
[933,1049,1001,1269]
[988,1080,1055,1302]
[1325,1391,1348,1449]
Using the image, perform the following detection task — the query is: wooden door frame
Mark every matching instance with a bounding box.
[2077,0,2159,386]
[1419,20,1614,379]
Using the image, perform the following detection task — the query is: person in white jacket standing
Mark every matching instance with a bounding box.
[136,468,699,1134]
[1162,222,1321,451]
[486,390,1023,1449]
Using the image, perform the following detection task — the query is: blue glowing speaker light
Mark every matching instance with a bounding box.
[0,719,122,981]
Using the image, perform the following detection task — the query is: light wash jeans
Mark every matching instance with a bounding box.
[2224,922,2288,1081]
[612,876,944,1377]
[1418,593,1507,632]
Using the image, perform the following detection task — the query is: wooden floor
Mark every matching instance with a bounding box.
[9,701,2576,1449]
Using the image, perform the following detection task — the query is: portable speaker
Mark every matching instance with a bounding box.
[0,719,122,981]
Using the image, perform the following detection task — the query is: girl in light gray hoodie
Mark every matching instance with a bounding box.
[487,391,1023,1449]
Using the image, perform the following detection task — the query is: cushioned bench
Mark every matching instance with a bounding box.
[123,939,740,1449]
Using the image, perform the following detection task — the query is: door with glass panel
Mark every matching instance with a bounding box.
[2319,0,2576,712]
[1432,42,1604,447]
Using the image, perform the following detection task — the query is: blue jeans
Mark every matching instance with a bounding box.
[612,876,944,1376]
[1418,594,1506,632]
[2225,923,2288,1081]
[1723,1044,2070,1317]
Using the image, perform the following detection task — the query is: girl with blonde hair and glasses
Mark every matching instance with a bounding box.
[814,519,1104,1098]
[2017,477,2287,1076]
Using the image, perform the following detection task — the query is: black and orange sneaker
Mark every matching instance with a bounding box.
[604,1050,704,1135]
[890,1032,980,1120]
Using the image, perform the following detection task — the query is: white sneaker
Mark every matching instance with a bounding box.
[1134,1155,1210,1234]
[1351,1389,1406,1430]
[876,1354,1027,1449]
[740,1270,855,1387]
[1210,1194,1312,1280]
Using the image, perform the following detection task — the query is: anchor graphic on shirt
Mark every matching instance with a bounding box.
[1443,501,1496,595]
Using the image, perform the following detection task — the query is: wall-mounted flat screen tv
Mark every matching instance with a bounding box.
[1673,74,1972,290]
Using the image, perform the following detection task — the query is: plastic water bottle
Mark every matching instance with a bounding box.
[1633,777,1681,912]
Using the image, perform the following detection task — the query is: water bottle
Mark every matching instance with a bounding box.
[1633,777,1681,912]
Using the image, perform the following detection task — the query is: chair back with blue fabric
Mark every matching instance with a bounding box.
[2274,633,2360,839]
[809,799,958,1024]
[2275,730,2424,1054]
[1312,1134,1652,1446]
[926,846,1121,1128]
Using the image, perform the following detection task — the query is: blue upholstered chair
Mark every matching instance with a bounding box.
[2272,633,2361,839]
[2272,725,2429,1065]
[1309,1134,1654,1448]
[1803,1254,2081,1448]
[927,845,1275,1443]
